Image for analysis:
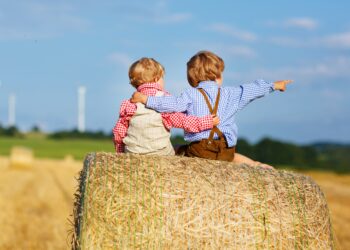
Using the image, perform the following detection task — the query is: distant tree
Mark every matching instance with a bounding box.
[312,143,350,173]
[6,126,18,136]
[236,138,255,158]
[0,125,22,137]
[252,137,324,170]
[31,125,41,132]
[255,138,306,167]
[48,129,111,140]
[300,145,318,167]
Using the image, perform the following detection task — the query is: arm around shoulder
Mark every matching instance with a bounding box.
[112,99,136,153]
[112,121,127,153]
[146,89,192,113]
[168,112,214,132]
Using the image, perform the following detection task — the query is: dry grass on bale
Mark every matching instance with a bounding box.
[72,152,335,250]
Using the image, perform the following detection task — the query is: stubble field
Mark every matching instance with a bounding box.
[0,155,349,249]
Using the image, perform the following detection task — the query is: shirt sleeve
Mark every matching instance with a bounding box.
[112,100,137,153]
[164,112,213,132]
[229,79,274,111]
[112,121,127,153]
[146,89,192,113]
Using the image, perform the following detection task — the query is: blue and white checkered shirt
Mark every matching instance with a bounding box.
[147,79,275,147]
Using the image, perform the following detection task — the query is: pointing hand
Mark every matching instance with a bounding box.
[273,80,293,92]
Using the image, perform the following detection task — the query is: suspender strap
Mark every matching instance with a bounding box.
[197,88,220,115]
[197,88,225,141]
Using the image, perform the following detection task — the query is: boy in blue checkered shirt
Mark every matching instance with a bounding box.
[131,51,292,168]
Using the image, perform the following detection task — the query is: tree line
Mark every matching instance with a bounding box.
[1,125,349,173]
[172,136,350,173]
[0,125,111,140]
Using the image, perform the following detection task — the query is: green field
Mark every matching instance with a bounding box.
[0,136,114,160]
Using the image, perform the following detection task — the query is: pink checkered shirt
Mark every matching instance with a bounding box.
[113,83,213,152]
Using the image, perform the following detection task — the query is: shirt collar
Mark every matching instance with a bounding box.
[196,80,219,89]
[137,82,163,92]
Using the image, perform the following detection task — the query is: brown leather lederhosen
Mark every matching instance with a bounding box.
[184,88,235,162]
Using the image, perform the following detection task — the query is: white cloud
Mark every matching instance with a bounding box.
[0,2,88,40]
[124,0,192,24]
[268,37,304,47]
[284,17,318,30]
[174,41,256,59]
[207,23,257,42]
[324,32,350,48]
[266,17,318,30]
[153,0,191,23]
[224,45,256,58]
[226,56,350,84]
[108,52,133,68]
[319,88,345,101]
[269,31,350,49]
[286,59,349,78]
[152,12,191,23]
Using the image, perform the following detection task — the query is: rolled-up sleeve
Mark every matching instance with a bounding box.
[229,79,274,111]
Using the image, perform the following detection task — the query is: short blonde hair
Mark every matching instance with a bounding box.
[187,51,225,87]
[129,58,165,88]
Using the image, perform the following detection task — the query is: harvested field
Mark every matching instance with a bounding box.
[0,156,81,250]
[0,154,349,249]
[305,171,350,249]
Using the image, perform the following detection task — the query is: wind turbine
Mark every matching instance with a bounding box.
[0,80,2,126]
[78,86,86,132]
[8,93,16,127]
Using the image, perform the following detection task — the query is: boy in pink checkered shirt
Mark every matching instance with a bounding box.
[113,57,219,155]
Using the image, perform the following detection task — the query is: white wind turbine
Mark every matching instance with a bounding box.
[8,93,16,127]
[78,86,86,132]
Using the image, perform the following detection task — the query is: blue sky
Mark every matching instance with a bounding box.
[1,0,350,144]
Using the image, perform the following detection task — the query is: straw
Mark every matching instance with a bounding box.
[72,152,335,250]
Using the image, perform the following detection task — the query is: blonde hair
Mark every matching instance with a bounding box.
[187,51,225,87]
[129,58,165,88]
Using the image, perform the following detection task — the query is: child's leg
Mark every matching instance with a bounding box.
[233,153,274,170]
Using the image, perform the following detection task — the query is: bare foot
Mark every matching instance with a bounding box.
[254,161,274,170]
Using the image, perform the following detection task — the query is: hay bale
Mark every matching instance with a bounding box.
[72,153,335,249]
[64,154,75,163]
[10,146,33,169]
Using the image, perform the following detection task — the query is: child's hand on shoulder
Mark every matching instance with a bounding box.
[212,115,220,126]
[130,92,147,104]
[273,80,293,92]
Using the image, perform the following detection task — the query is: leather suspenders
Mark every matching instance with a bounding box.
[197,88,225,142]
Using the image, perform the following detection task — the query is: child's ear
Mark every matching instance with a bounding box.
[216,76,223,85]
[156,77,165,88]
